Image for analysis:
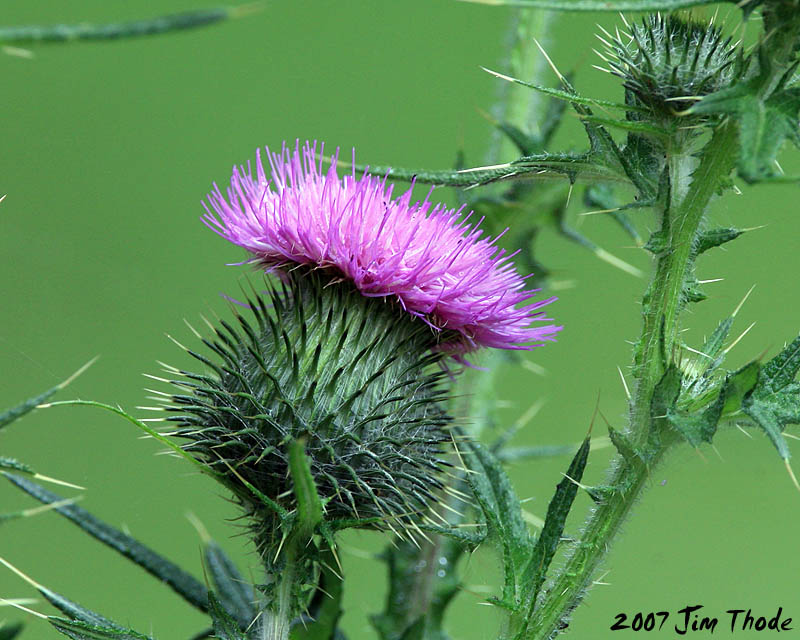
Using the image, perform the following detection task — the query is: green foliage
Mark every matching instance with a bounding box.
[0,8,248,45]
[204,543,257,631]
[288,438,324,539]
[743,336,800,459]
[0,623,24,640]
[460,0,716,10]
[690,17,800,183]
[49,619,152,640]
[208,592,248,640]
[4,475,210,613]
[517,437,590,625]
[292,549,343,640]
[463,441,532,610]
[0,379,61,432]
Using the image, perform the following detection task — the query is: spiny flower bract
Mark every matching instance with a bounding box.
[162,272,454,552]
[599,14,737,116]
[202,141,560,355]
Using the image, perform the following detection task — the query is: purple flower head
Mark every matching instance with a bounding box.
[203,141,561,356]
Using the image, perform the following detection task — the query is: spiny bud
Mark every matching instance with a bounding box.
[599,14,737,116]
[163,270,453,548]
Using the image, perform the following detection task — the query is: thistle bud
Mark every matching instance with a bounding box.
[152,141,559,633]
[601,14,737,117]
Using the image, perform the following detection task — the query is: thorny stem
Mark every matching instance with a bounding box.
[527,120,738,640]
[260,541,299,640]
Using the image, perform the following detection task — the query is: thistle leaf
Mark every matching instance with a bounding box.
[693,228,745,257]
[464,440,532,609]
[579,115,670,138]
[459,0,713,10]
[721,362,760,416]
[692,77,800,182]
[481,68,637,112]
[3,474,209,613]
[49,618,152,640]
[0,457,34,475]
[208,592,248,640]
[743,336,800,459]
[288,438,324,538]
[0,622,23,640]
[519,437,590,616]
[204,542,256,631]
[0,385,58,431]
[292,548,343,640]
[667,387,725,447]
[651,365,682,420]
[607,427,644,467]
[0,8,248,45]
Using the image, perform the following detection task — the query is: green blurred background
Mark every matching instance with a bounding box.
[2,2,799,638]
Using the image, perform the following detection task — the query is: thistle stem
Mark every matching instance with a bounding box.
[261,543,298,640]
[527,120,738,640]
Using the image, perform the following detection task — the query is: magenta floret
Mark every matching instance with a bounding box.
[202,141,561,354]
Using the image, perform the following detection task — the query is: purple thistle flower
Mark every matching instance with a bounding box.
[202,141,561,355]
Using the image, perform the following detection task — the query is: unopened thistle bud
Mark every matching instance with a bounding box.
[600,14,737,117]
[154,141,559,631]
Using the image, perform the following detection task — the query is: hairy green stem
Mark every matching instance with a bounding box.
[261,544,298,640]
[527,120,738,640]
[493,9,555,162]
[631,121,738,446]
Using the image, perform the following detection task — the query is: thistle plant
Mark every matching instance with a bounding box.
[3,2,800,640]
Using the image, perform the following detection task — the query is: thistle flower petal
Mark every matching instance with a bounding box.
[202,141,561,355]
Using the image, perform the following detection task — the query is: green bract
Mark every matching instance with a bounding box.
[601,14,736,117]
[163,270,454,551]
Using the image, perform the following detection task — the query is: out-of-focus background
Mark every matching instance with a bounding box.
[2,2,799,638]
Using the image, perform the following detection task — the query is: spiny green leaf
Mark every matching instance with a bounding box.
[692,77,800,182]
[204,542,256,631]
[580,115,670,138]
[667,386,725,447]
[292,548,343,640]
[607,427,644,468]
[459,0,714,10]
[288,438,324,538]
[742,395,796,459]
[464,440,532,608]
[520,436,591,622]
[482,68,639,112]
[737,89,800,182]
[0,386,58,431]
[0,622,23,640]
[759,335,800,393]
[583,184,643,244]
[721,361,760,416]
[417,522,485,549]
[4,474,209,613]
[208,592,248,640]
[0,8,249,44]
[742,336,800,459]
[651,365,682,420]
[0,457,34,475]
[694,228,744,257]
[0,359,96,431]
[49,618,152,640]
[700,318,734,364]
